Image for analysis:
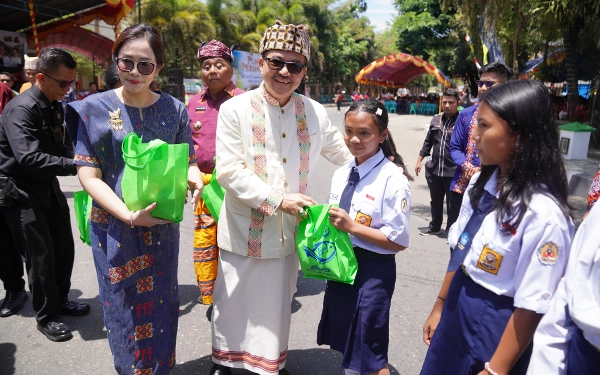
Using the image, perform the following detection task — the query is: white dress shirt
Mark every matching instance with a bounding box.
[454,170,574,313]
[527,202,600,374]
[328,149,411,254]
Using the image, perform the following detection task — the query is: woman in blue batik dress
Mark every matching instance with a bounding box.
[65,24,202,375]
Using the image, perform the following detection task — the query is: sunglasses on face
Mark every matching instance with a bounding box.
[42,73,76,89]
[116,57,156,75]
[263,57,305,74]
[477,80,497,88]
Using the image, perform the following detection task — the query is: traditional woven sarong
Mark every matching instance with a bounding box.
[211,250,298,375]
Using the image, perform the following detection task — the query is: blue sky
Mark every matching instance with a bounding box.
[364,0,397,33]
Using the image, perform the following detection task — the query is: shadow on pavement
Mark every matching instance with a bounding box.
[292,270,326,314]
[0,343,17,375]
[172,349,403,375]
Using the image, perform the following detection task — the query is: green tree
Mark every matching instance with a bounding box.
[143,0,216,77]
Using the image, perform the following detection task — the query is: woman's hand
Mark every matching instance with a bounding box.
[422,298,444,346]
[132,203,172,227]
[328,206,356,233]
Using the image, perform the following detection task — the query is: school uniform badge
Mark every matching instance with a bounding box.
[538,242,559,265]
[355,212,372,227]
[457,232,469,250]
[476,245,503,275]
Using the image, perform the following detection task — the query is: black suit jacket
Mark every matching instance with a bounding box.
[0,85,76,208]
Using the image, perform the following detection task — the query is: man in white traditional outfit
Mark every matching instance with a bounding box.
[209,21,352,375]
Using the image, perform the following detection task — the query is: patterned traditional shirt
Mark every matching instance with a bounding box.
[188,82,244,173]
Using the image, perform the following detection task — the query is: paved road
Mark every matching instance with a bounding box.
[0,109,455,375]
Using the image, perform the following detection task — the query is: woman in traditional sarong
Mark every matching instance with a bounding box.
[65,24,202,374]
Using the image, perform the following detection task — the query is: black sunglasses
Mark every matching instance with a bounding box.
[116,57,156,75]
[476,80,497,88]
[42,73,76,89]
[263,57,305,75]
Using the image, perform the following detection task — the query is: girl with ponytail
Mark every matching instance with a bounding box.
[317,98,412,375]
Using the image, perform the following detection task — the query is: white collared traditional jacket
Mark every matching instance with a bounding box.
[216,85,351,259]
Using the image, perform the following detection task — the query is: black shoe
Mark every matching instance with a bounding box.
[280,368,291,375]
[0,290,28,317]
[37,320,73,342]
[61,301,90,316]
[208,363,232,375]
[419,227,441,236]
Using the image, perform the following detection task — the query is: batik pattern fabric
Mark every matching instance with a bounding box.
[453,106,479,194]
[65,90,195,375]
[587,165,600,212]
[246,87,307,258]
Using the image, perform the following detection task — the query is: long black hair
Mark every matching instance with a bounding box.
[345,98,414,182]
[469,80,571,233]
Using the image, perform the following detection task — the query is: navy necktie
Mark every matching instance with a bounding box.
[447,191,497,272]
[339,167,360,213]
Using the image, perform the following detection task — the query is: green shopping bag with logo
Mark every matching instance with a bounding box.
[201,158,225,223]
[73,190,92,246]
[121,132,189,222]
[296,204,358,284]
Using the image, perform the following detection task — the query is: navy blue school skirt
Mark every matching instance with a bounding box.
[420,270,532,375]
[566,328,600,375]
[317,249,396,374]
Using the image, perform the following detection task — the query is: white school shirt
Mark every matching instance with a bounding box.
[456,169,574,313]
[527,203,600,375]
[328,149,411,254]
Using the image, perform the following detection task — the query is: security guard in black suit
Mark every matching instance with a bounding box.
[0,48,89,342]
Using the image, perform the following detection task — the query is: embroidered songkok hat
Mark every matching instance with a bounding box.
[197,40,233,64]
[24,54,38,70]
[259,21,310,61]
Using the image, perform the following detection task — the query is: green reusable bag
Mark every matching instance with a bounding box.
[296,204,358,284]
[121,132,189,222]
[201,160,225,223]
[73,190,92,246]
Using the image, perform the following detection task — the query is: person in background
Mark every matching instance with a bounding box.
[102,63,122,90]
[335,90,344,113]
[448,62,511,232]
[0,82,27,319]
[0,48,89,342]
[209,21,351,375]
[61,86,76,114]
[19,55,38,94]
[188,40,244,306]
[415,88,460,237]
[0,72,18,96]
[66,23,202,373]
[582,165,600,220]
[86,82,98,97]
[149,80,159,91]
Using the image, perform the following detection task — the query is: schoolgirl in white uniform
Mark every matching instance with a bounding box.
[317,99,413,375]
[420,80,574,375]
[527,201,600,375]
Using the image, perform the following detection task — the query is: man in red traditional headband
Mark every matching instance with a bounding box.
[188,40,244,306]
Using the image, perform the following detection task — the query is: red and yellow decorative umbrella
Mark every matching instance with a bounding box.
[355,53,455,89]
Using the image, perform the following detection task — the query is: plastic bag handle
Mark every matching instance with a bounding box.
[305,204,337,241]
[122,133,166,170]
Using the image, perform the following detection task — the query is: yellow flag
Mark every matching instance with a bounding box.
[482,43,489,65]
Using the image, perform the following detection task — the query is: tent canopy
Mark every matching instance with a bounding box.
[355,53,455,89]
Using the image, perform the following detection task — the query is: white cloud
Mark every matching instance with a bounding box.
[364,0,397,33]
